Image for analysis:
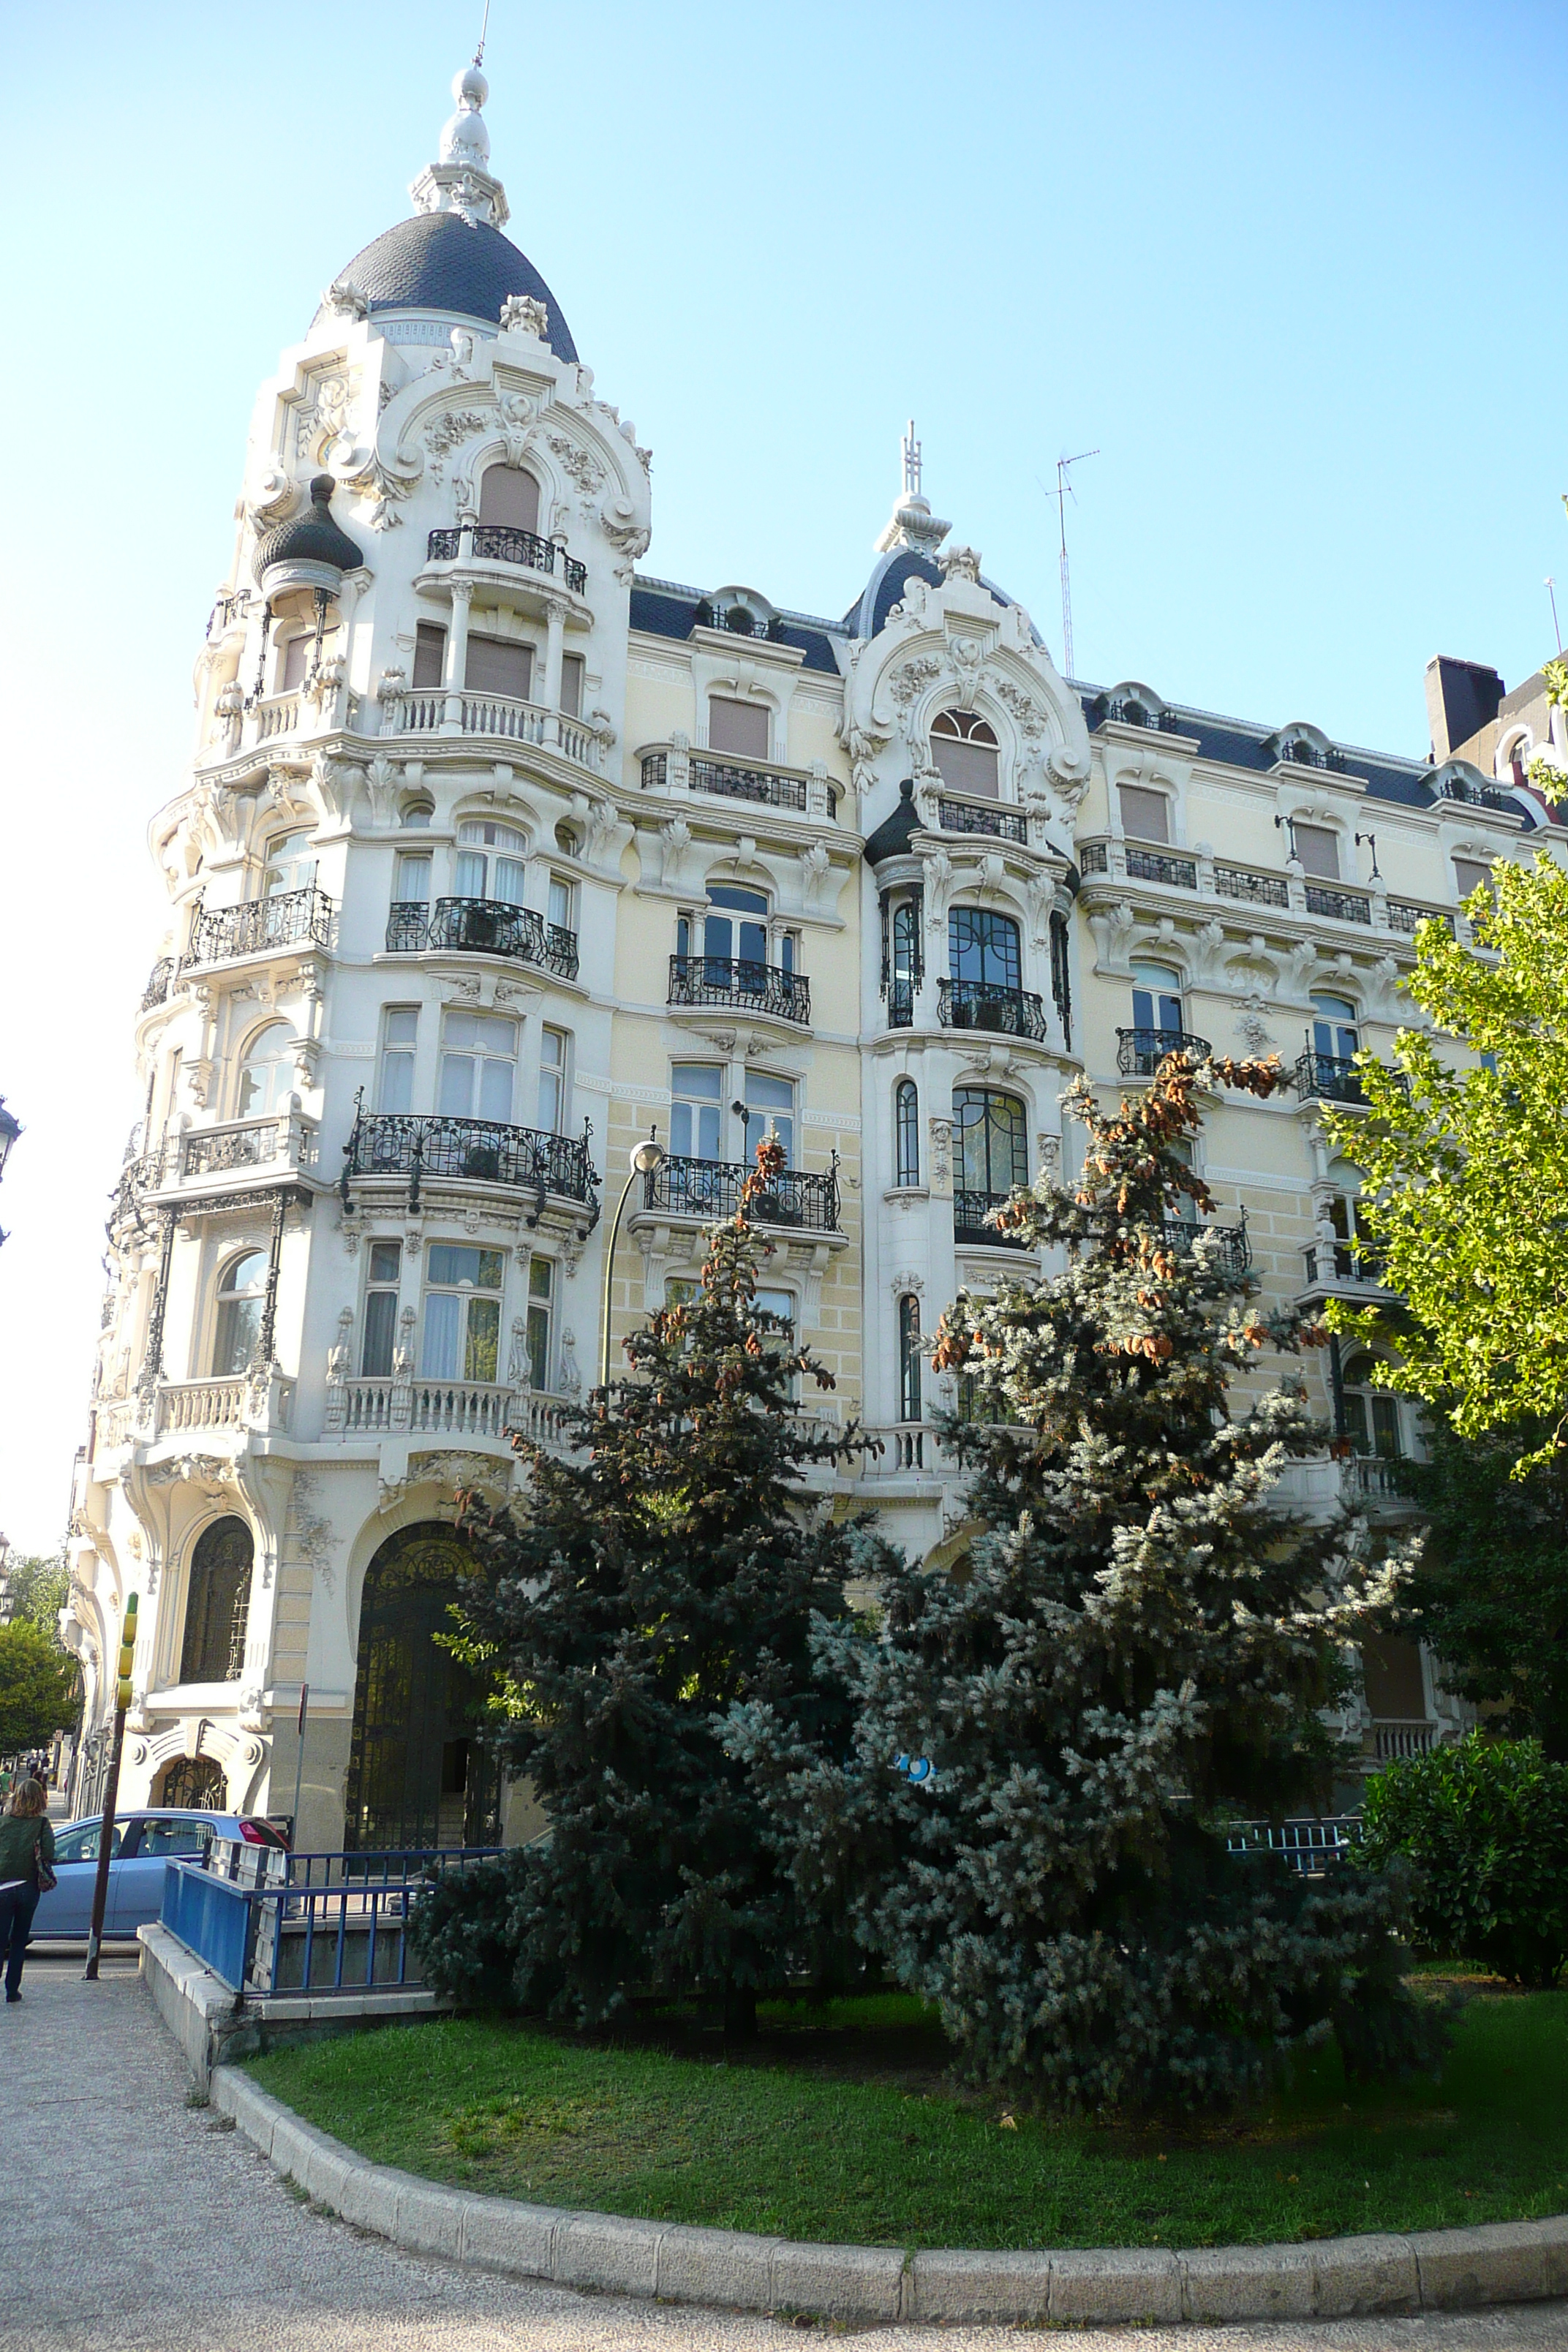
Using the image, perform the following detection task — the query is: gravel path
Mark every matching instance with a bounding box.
[7,1954,1568,2352]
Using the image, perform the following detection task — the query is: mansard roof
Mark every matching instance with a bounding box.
[629,578,845,676]
[317,212,578,360]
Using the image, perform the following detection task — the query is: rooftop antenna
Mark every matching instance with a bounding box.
[902,419,921,500]
[1548,576,1562,657]
[1054,448,1098,680]
[474,0,491,64]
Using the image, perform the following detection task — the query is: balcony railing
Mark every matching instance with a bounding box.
[1157,1216,1251,1278]
[954,1189,1028,1248]
[141,957,175,1011]
[1373,1719,1436,1760]
[1079,843,1108,875]
[1116,1026,1211,1077]
[641,750,822,815]
[886,979,914,1029]
[386,897,579,981]
[937,798,1027,844]
[1126,845,1198,889]
[667,954,810,1025]
[183,886,334,969]
[1303,884,1371,925]
[938,979,1048,1043]
[1303,1241,1386,1287]
[181,1117,304,1180]
[389,690,605,769]
[426,524,587,595]
[1387,900,1456,936]
[1433,774,1515,813]
[1294,1051,1363,1105]
[1215,864,1289,908]
[344,1113,598,1207]
[644,1155,840,1232]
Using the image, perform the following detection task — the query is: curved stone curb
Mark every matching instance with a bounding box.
[206,2065,1568,2325]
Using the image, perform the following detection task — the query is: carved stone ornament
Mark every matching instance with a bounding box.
[547,432,606,494]
[424,408,489,458]
[500,292,549,338]
[940,543,984,585]
[321,279,369,321]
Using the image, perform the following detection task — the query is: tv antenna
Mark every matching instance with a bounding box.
[1053,449,1098,680]
[474,0,491,65]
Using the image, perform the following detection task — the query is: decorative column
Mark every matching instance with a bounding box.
[443,581,473,732]
[542,594,568,718]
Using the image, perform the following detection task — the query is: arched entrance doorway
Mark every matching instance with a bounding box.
[158,1755,227,1811]
[344,1522,500,1852]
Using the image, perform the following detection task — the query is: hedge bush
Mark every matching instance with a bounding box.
[409,1858,524,2010]
[1359,1735,1568,1989]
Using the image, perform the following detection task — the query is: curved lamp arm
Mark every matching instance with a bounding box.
[599,1130,665,1390]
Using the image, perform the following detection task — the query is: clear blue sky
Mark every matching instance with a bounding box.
[0,0,1561,1550]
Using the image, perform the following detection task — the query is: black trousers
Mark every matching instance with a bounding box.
[0,1884,39,1996]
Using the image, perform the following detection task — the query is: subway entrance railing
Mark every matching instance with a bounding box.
[159,1842,500,1999]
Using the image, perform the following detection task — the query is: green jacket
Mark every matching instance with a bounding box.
[0,1815,54,1888]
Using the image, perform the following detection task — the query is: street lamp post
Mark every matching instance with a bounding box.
[84,1591,137,1982]
[599,1131,666,1390]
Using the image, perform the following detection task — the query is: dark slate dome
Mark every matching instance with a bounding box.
[320,211,578,361]
[254,475,363,584]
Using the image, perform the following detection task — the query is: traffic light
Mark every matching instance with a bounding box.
[116,1592,138,1712]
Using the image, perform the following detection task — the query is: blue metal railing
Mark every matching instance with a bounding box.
[161,1845,501,1999]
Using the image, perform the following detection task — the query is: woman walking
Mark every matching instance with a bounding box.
[0,1779,55,2002]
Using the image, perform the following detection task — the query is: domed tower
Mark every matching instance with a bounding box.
[67,63,653,1848]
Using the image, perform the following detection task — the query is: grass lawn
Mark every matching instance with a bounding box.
[246,1986,1568,2251]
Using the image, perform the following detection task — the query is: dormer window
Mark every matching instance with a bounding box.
[930,710,999,799]
[478,464,540,534]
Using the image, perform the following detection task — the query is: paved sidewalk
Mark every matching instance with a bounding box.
[7,1957,1568,2352]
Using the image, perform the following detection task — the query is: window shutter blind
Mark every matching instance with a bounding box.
[709,696,769,758]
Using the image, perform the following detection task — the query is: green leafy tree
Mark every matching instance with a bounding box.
[1360,1735,1568,1989]
[1325,834,1568,1475]
[1391,1421,1568,1760]
[4,1548,69,1643]
[431,1139,877,2031]
[733,1055,1442,2112]
[0,1621,78,1756]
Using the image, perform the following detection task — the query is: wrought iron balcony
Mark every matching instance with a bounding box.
[886,979,914,1029]
[1215,864,1289,908]
[1387,900,1456,936]
[938,979,1048,1043]
[1157,1216,1251,1278]
[344,1112,598,1209]
[1294,1051,1362,1105]
[1303,884,1371,925]
[936,798,1026,843]
[426,524,587,595]
[1433,772,1515,812]
[668,954,810,1025]
[640,750,830,815]
[140,957,175,1011]
[1303,1240,1386,1288]
[1116,1026,1211,1077]
[954,1189,1028,1247]
[385,897,580,981]
[184,886,334,969]
[644,1155,840,1232]
[1125,846,1197,889]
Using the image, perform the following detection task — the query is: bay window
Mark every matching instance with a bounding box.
[438,1012,516,1122]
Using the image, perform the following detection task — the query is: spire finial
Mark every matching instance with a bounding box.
[410,53,510,228]
[474,0,491,65]
[874,421,949,556]
[902,420,921,499]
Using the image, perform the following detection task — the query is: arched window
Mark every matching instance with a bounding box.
[894,1079,920,1187]
[237,1022,294,1119]
[930,709,1000,799]
[1341,1352,1403,1461]
[898,1293,923,1425]
[214,1249,268,1376]
[477,463,540,534]
[158,1755,227,1810]
[264,830,316,898]
[951,1087,1028,1226]
[1311,992,1359,1063]
[456,820,528,905]
[179,1516,253,1685]
[949,908,1020,988]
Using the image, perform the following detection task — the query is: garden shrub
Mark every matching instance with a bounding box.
[410,1857,526,2010]
[1359,1734,1568,1989]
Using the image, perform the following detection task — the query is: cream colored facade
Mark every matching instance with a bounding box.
[66,68,1561,1840]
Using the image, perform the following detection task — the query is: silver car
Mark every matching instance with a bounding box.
[33,1809,287,1940]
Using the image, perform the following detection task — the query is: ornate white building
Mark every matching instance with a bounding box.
[67,65,1563,1843]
